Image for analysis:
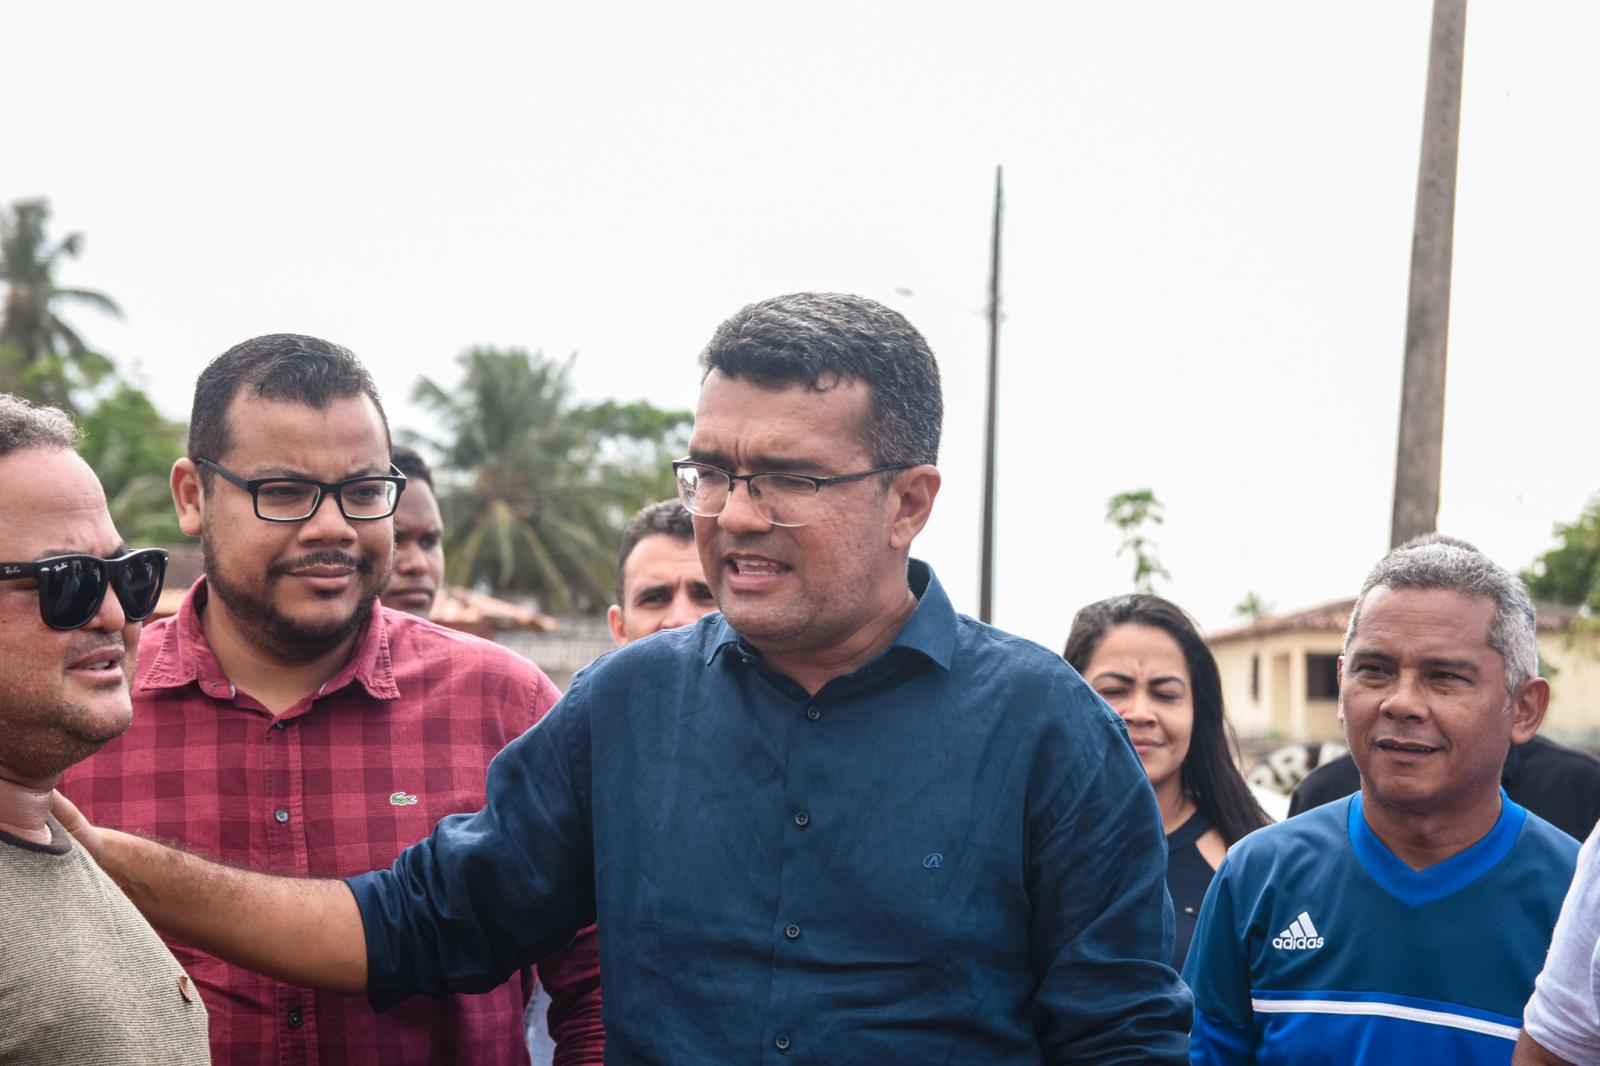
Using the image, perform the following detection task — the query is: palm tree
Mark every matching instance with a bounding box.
[412,347,690,613]
[0,198,122,410]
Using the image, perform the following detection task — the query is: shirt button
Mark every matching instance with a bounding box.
[775,1035,791,1052]
[274,808,289,824]
[287,1010,303,1028]
[273,720,288,730]
[784,923,801,940]
[793,811,809,827]
[804,706,821,721]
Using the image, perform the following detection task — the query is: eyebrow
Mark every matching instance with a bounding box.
[1347,650,1480,673]
[250,463,390,480]
[685,450,831,474]
[34,542,129,561]
[1088,670,1187,688]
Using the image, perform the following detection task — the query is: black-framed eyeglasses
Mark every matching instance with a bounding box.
[196,458,407,523]
[0,548,169,631]
[671,458,914,528]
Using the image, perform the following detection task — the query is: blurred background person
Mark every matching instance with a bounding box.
[1065,593,1271,968]
[380,444,444,619]
[607,498,715,645]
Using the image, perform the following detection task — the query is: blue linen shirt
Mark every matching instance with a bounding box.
[350,561,1191,1064]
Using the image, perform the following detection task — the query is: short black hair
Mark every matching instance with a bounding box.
[390,444,434,491]
[615,499,695,605]
[699,293,942,466]
[0,394,79,459]
[187,334,389,487]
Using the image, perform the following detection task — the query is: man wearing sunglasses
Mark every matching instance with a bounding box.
[58,298,1189,1063]
[0,395,209,1064]
[59,335,602,1066]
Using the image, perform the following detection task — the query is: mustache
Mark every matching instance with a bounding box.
[66,633,126,660]
[269,551,374,577]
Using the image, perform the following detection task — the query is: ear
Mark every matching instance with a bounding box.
[607,604,628,647]
[1335,656,1346,729]
[172,458,205,538]
[1508,676,1550,745]
[887,465,941,552]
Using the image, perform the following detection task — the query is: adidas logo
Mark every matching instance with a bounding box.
[1271,911,1325,951]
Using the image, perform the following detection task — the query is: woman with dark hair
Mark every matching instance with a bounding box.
[1064,594,1270,969]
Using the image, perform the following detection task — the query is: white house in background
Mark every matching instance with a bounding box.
[1208,599,1600,746]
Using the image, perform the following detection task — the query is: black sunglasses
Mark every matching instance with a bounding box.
[0,548,169,631]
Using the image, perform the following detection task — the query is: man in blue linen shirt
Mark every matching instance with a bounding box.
[56,293,1191,1063]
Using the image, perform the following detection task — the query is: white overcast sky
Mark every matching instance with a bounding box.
[5,2,1597,647]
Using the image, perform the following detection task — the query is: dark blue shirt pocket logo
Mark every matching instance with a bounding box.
[922,852,943,870]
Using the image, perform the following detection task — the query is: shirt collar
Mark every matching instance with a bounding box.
[705,558,957,672]
[137,575,400,702]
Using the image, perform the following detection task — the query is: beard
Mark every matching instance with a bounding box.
[202,533,390,664]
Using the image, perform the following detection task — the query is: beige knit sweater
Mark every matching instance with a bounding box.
[0,817,210,1065]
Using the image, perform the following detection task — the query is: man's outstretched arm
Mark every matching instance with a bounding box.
[52,789,367,993]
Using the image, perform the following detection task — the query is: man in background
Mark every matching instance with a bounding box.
[1187,537,1579,1064]
[380,444,444,619]
[0,394,209,1064]
[61,335,602,1066]
[606,498,716,645]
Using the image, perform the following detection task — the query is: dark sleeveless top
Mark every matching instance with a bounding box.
[1166,811,1218,971]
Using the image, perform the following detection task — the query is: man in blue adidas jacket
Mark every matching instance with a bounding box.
[1184,536,1579,1065]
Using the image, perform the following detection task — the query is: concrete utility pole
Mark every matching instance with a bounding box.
[979,166,1003,623]
[1390,0,1467,548]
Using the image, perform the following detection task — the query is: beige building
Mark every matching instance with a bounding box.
[1209,599,1600,746]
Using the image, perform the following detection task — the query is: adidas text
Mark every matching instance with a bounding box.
[1271,910,1324,951]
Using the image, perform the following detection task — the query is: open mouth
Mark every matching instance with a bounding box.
[722,555,792,591]
[67,647,124,681]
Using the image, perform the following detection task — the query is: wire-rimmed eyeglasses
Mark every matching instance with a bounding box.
[671,458,913,528]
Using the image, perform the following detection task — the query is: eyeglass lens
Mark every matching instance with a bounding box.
[255,479,398,521]
[676,466,818,527]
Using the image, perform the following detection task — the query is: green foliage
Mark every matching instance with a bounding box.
[412,347,690,613]
[2,198,184,545]
[77,384,187,545]
[1107,488,1170,594]
[1522,495,1600,612]
[1234,590,1272,620]
[1,199,123,413]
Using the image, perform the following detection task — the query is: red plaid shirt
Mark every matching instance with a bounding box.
[62,579,604,1066]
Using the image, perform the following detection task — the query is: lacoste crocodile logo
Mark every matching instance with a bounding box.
[389,791,419,807]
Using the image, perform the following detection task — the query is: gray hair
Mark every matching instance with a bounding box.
[699,292,943,466]
[0,394,80,459]
[1343,534,1538,695]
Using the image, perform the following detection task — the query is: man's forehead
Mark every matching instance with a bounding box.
[690,373,873,465]
[220,393,389,472]
[1350,585,1498,651]
[624,535,702,583]
[0,449,120,559]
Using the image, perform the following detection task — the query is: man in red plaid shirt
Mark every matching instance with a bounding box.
[61,334,603,1066]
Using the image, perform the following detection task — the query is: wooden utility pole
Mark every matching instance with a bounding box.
[979,166,1003,622]
[1390,0,1467,548]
